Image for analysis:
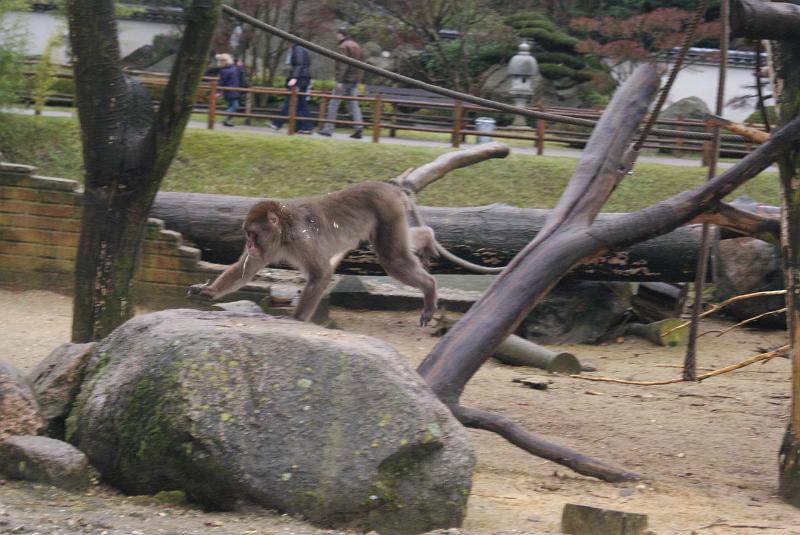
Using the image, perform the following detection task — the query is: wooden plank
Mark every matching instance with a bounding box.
[0,214,82,232]
[1,200,82,218]
[0,228,80,247]
[0,253,74,273]
[0,241,76,260]
[0,187,82,205]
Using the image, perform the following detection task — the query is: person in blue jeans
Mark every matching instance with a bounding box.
[269,43,313,134]
[216,53,242,127]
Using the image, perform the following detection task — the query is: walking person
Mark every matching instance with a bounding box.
[269,43,313,134]
[318,28,364,139]
[216,53,243,127]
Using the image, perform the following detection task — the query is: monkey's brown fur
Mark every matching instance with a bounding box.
[188,181,438,326]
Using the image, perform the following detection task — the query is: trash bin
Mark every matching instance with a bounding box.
[475,117,496,144]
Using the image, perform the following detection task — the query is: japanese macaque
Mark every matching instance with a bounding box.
[188,181,438,326]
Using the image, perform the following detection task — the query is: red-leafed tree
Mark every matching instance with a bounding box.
[571,7,720,80]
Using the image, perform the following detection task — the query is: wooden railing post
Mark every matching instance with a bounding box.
[318,94,328,132]
[207,79,218,130]
[701,120,712,166]
[372,93,383,143]
[452,100,463,148]
[288,86,298,135]
[536,100,545,155]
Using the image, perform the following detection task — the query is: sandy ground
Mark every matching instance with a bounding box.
[2,287,800,535]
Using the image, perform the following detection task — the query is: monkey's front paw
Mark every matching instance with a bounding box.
[187,284,216,299]
[420,309,434,327]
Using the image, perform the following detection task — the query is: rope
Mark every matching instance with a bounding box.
[222,4,746,144]
[632,0,710,153]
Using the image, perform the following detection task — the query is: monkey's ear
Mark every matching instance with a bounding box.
[267,211,280,227]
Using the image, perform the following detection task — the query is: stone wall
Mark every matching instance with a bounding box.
[0,162,269,308]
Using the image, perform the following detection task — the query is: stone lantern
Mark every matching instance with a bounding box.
[507,41,539,126]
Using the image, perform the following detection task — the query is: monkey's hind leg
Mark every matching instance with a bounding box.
[410,226,438,268]
[381,254,438,327]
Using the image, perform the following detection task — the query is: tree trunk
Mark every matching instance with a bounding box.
[67,0,221,342]
[769,10,800,504]
[412,63,800,479]
[149,193,778,281]
[730,0,800,41]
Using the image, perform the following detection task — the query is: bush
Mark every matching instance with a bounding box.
[535,52,585,71]
[518,28,578,52]
[538,63,577,80]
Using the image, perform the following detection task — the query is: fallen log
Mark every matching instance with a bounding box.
[150,193,777,282]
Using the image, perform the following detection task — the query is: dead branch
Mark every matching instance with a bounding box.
[395,142,511,194]
[450,404,643,482]
[714,307,787,336]
[569,345,789,386]
[662,290,787,336]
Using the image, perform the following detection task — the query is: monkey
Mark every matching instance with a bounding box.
[188,181,439,326]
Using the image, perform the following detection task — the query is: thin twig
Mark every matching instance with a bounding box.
[714,307,786,336]
[569,345,789,386]
[662,290,786,336]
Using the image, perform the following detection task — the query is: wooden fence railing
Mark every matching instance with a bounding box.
[20,67,762,160]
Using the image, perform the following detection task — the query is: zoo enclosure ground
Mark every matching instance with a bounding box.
[2,288,799,534]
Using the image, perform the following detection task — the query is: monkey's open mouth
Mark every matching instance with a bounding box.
[245,231,261,257]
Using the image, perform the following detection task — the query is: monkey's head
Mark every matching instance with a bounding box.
[243,201,286,258]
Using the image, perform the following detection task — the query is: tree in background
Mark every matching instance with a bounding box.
[570,7,720,81]
[342,0,514,95]
[213,0,332,87]
[0,1,29,109]
[66,0,220,342]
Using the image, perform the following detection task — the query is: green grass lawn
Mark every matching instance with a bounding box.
[0,112,781,212]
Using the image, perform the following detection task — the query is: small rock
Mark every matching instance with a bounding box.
[0,363,43,441]
[562,503,648,535]
[618,487,635,497]
[28,343,96,438]
[0,435,93,490]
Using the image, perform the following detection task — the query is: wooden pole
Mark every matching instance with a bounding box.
[536,100,545,155]
[287,86,297,135]
[318,94,328,131]
[372,93,383,144]
[207,79,217,130]
[452,100,463,148]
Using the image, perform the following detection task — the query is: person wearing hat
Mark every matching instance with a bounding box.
[318,28,364,139]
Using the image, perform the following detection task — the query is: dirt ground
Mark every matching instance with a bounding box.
[2,287,800,535]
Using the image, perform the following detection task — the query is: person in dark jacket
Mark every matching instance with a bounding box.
[216,53,242,127]
[269,43,313,133]
[318,28,363,139]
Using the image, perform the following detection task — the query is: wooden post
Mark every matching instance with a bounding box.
[372,93,383,143]
[701,121,713,166]
[536,100,546,155]
[287,86,297,135]
[318,94,328,132]
[452,100,463,148]
[676,115,685,154]
[207,79,218,130]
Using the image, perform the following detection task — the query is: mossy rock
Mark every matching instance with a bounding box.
[67,309,473,534]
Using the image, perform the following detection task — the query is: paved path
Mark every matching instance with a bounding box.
[6,106,767,171]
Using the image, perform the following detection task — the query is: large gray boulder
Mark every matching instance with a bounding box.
[67,309,473,534]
